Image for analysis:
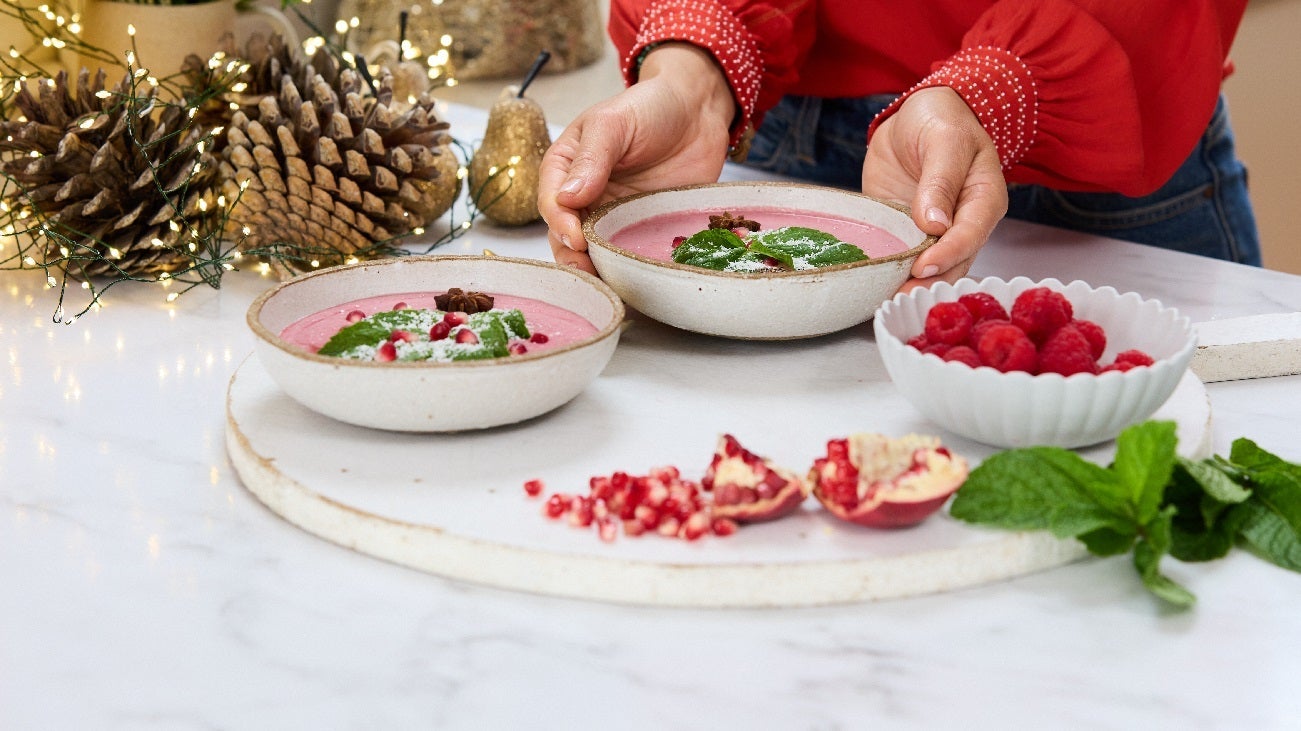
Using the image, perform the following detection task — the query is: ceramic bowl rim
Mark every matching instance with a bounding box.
[581,181,937,279]
[246,254,626,370]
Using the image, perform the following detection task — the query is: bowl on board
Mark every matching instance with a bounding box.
[246,255,625,432]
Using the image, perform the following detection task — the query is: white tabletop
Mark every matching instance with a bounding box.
[3,104,1300,729]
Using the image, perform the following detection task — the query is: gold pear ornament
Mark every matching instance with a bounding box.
[468,51,552,226]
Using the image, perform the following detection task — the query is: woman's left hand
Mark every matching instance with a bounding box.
[863,86,1009,292]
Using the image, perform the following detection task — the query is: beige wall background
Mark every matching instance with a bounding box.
[1224,0,1301,274]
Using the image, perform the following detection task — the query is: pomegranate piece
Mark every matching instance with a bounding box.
[375,341,398,362]
[808,433,968,528]
[529,332,550,344]
[428,321,452,341]
[523,479,545,497]
[455,328,480,345]
[508,342,529,356]
[345,309,366,323]
[388,329,414,344]
[442,311,468,327]
[701,434,809,523]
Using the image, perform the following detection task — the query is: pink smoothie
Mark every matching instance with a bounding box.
[611,207,911,262]
[280,291,599,353]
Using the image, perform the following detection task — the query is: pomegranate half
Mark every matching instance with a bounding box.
[808,433,967,527]
[701,434,809,522]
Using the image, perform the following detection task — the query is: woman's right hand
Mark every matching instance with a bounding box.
[538,43,736,274]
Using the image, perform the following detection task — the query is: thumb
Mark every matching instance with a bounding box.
[552,116,627,211]
[910,131,978,238]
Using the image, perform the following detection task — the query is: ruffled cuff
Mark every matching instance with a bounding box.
[622,1,763,155]
[869,45,1040,170]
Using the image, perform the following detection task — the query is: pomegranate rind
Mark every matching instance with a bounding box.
[702,434,810,523]
[809,433,968,528]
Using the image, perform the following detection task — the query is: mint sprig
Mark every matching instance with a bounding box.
[950,421,1301,608]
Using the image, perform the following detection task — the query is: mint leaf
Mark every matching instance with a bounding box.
[1177,456,1252,506]
[1113,420,1178,524]
[1237,501,1301,572]
[1230,438,1301,536]
[1170,502,1249,562]
[671,229,749,270]
[1132,506,1196,607]
[318,319,391,356]
[746,227,868,269]
[949,448,1134,538]
[1078,527,1136,556]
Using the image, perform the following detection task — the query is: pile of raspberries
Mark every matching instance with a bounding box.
[906,287,1156,376]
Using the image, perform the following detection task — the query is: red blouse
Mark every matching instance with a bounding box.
[610,0,1247,196]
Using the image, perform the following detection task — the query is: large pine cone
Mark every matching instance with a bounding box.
[0,69,222,279]
[218,42,459,277]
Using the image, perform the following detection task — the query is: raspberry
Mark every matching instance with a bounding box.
[1101,361,1136,373]
[924,301,974,345]
[1114,349,1156,368]
[968,318,1005,350]
[1071,319,1107,360]
[1038,324,1098,376]
[958,292,1009,322]
[921,342,952,359]
[942,345,981,368]
[1011,287,1074,344]
[976,323,1037,373]
[906,333,929,351]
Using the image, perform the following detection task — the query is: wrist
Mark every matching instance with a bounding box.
[638,42,737,132]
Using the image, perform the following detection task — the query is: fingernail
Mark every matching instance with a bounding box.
[925,207,951,229]
[560,177,583,195]
[919,264,940,278]
[560,234,575,250]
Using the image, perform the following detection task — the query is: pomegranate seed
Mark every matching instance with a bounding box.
[590,476,613,500]
[592,498,610,520]
[711,518,738,537]
[646,483,668,507]
[680,512,710,541]
[392,301,407,310]
[442,311,468,326]
[738,487,759,504]
[597,516,618,543]
[455,329,479,345]
[529,332,549,344]
[671,235,686,249]
[657,516,681,537]
[650,466,680,482]
[568,496,594,527]
[622,519,646,537]
[715,483,741,506]
[428,321,452,340]
[388,329,413,344]
[544,494,568,518]
[523,479,544,497]
[375,341,397,362]
[508,342,528,356]
[762,256,781,268]
[634,504,660,529]
[345,309,366,323]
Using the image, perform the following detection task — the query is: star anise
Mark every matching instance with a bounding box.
[434,288,495,313]
[707,211,761,232]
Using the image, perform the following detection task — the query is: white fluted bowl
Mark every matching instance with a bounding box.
[247,255,625,432]
[873,277,1196,449]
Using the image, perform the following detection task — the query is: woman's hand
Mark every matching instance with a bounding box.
[538,43,735,273]
[863,86,1008,291]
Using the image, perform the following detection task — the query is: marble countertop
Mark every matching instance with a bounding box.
[4,105,1301,730]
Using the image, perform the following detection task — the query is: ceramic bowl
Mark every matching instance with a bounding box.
[247,255,625,432]
[582,182,935,339]
[873,277,1196,449]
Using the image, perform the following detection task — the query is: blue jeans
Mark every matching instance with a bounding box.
[742,93,1261,266]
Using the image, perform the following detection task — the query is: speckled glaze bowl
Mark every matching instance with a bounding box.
[247,255,625,432]
[582,182,935,340]
[874,277,1196,449]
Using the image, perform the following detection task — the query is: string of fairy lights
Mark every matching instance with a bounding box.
[0,0,522,323]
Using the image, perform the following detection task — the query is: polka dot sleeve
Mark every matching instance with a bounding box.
[620,1,764,152]
[869,45,1039,170]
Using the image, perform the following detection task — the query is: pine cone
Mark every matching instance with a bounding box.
[217,41,460,277]
[0,68,222,279]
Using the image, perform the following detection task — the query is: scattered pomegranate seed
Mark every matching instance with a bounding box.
[671,235,687,249]
[443,311,468,326]
[455,329,479,345]
[508,342,528,356]
[388,329,414,344]
[375,341,397,362]
[392,301,408,310]
[428,322,452,340]
[529,332,550,344]
[345,309,366,323]
[531,464,742,543]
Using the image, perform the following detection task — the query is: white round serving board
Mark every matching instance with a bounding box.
[226,314,1212,608]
